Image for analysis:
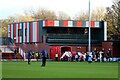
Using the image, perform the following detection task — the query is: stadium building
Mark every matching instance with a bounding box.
[6,20,110,60]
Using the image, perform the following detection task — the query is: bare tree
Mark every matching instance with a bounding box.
[24,7,57,20]
[91,7,106,21]
[57,11,71,20]
[73,10,88,20]
[74,7,106,21]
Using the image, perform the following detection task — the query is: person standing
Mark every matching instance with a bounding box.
[14,49,17,59]
[75,53,78,62]
[28,50,32,65]
[106,48,112,62]
[55,53,58,61]
[99,49,104,62]
[83,52,86,62]
[88,52,93,64]
[41,49,47,67]
[101,49,105,62]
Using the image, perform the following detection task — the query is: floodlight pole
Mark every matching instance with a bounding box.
[88,0,91,53]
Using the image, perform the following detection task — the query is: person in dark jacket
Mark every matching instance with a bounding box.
[28,50,32,65]
[41,49,47,67]
[106,48,112,62]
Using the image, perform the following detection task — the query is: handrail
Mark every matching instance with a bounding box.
[18,47,26,61]
[0,46,16,53]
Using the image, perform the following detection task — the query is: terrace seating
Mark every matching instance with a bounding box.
[47,34,88,39]
[46,34,102,46]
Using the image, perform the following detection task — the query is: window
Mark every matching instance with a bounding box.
[18,29,22,36]
[25,28,27,36]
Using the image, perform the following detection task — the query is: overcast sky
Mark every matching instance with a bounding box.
[0,0,113,19]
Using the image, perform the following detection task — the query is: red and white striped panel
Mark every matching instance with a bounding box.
[32,21,38,42]
[27,22,30,43]
[23,22,27,43]
[16,23,18,43]
[13,24,16,39]
[85,21,96,27]
[63,21,73,27]
[43,20,100,28]
[45,20,54,27]
[16,23,22,43]
[9,24,14,39]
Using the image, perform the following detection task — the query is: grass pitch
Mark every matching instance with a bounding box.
[2,61,118,78]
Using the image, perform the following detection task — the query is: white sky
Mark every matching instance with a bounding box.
[0,0,113,19]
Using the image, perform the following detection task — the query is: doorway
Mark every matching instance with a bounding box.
[61,46,71,56]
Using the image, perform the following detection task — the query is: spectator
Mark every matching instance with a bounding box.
[55,53,58,61]
[41,49,47,67]
[75,53,78,62]
[83,52,86,62]
[88,55,92,64]
[101,49,105,62]
[106,48,112,62]
[28,50,32,65]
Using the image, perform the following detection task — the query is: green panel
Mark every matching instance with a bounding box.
[59,20,64,27]
[82,21,86,27]
[73,21,77,27]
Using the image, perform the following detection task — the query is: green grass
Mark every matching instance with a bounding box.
[2,62,118,78]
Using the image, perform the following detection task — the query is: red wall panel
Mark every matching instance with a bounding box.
[63,21,68,27]
[45,20,54,26]
[91,21,95,27]
[77,21,82,27]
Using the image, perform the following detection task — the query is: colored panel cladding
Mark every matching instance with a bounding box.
[21,23,23,43]
[16,23,18,43]
[27,22,30,43]
[32,22,35,42]
[25,21,41,43]
[73,21,77,27]
[63,20,68,27]
[43,20,45,27]
[10,24,14,40]
[91,21,95,27]
[59,20,64,27]
[10,24,14,39]
[83,21,95,27]
[36,22,39,42]
[54,20,59,26]
[39,20,43,43]
[68,21,73,27]
[18,23,20,43]
[23,22,26,43]
[82,21,86,27]
[16,23,23,43]
[30,22,33,42]
[32,21,38,42]
[76,21,82,27]
[8,25,10,37]
[14,24,16,38]
[45,20,54,27]
[20,23,23,43]
[25,23,27,42]
[9,24,11,38]
[18,23,23,43]
[95,21,100,28]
